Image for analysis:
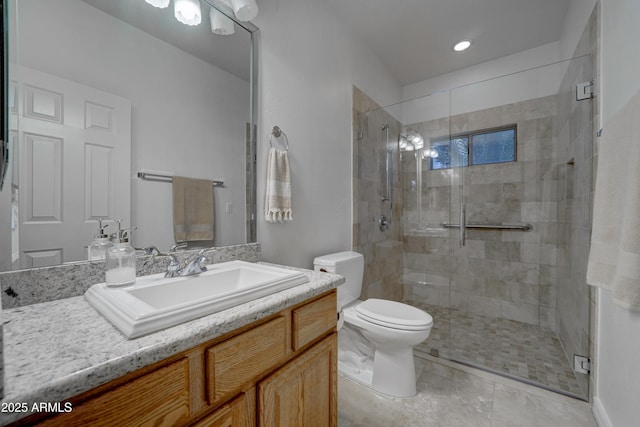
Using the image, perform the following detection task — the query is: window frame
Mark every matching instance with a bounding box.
[428,124,517,170]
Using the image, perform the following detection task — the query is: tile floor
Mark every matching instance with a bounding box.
[338,354,597,427]
[408,302,586,398]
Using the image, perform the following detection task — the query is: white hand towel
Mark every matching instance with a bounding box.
[265,147,292,223]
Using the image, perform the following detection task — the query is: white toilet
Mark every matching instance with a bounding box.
[314,251,433,397]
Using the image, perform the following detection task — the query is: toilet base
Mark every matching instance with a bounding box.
[337,349,417,398]
[338,324,418,398]
[371,346,417,397]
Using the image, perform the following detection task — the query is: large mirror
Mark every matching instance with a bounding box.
[0,0,258,272]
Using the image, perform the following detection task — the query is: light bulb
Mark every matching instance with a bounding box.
[399,135,408,150]
[406,129,424,150]
[210,7,235,35]
[231,0,259,21]
[145,0,170,8]
[175,0,202,26]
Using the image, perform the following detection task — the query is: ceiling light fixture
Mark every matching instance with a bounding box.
[405,129,424,150]
[210,7,235,35]
[145,0,170,8]
[231,0,259,22]
[453,40,472,52]
[174,0,202,26]
[422,148,439,159]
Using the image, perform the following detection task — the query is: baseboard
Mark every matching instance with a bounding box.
[592,397,613,427]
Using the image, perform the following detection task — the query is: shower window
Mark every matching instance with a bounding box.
[472,127,516,165]
[429,125,516,170]
[430,136,469,169]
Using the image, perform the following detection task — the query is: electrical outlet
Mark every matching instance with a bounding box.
[225,202,233,213]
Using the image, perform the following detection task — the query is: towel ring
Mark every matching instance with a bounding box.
[270,126,289,151]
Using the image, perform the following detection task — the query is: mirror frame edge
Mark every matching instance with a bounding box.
[0,0,8,191]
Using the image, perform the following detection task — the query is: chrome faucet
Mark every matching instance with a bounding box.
[181,251,209,276]
[165,249,209,278]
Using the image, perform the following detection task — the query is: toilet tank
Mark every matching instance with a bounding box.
[314,251,364,307]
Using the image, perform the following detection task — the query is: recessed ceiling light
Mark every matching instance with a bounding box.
[453,40,472,52]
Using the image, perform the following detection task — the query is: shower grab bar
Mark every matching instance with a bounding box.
[442,222,533,232]
[381,124,393,223]
[459,204,466,247]
[383,149,393,204]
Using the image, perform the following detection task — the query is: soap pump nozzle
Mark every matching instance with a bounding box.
[95,218,110,239]
[88,218,113,261]
[111,219,137,244]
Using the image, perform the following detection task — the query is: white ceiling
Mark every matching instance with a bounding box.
[323,0,572,86]
[81,0,572,87]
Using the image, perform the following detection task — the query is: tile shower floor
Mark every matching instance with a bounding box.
[338,355,596,427]
[408,303,585,398]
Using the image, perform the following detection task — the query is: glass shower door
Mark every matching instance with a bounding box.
[439,56,593,399]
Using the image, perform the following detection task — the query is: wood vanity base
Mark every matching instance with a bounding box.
[11,290,337,427]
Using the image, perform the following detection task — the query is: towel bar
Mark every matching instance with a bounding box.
[442,222,533,231]
[137,172,224,187]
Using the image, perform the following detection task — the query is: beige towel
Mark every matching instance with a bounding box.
[265,147,293,222]
[173,176,215,242]
[587,90,640,311]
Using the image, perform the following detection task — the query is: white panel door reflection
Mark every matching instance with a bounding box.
[14,66,131,268]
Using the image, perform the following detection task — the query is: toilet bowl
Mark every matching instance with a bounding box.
[314,251,433,397]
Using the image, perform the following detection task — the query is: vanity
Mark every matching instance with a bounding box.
[0,257,342,426]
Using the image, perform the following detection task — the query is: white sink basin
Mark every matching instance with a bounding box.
[85,260,309,338]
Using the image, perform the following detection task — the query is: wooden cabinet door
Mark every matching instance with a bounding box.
[258,334,337,427]
[192,391,255,427]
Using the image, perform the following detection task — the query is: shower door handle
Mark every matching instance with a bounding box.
[459,203,466,247]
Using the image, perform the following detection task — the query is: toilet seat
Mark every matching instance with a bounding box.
[355,299,432,331]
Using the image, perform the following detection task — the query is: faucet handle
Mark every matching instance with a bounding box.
[197,249,209,262]
[165,254,182,278]
[189,250,209,273]
[170,242,188,252]
[141,246,161,256]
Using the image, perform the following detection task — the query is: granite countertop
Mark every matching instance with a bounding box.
[0,265,343,425]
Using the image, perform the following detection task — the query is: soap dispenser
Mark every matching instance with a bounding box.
[105,221,137,287]
[88,218,113,261]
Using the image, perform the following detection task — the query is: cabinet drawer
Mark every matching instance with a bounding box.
[41,358,190,427]
[206,316,287,405]
[292,291,337,351]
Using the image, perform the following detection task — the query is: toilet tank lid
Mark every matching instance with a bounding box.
[314,251,363,267]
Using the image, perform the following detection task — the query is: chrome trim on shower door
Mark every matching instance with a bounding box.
[459,203,466,247]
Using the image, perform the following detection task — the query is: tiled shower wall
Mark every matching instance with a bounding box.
[352,86,403,302]
[401,95,565,328]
